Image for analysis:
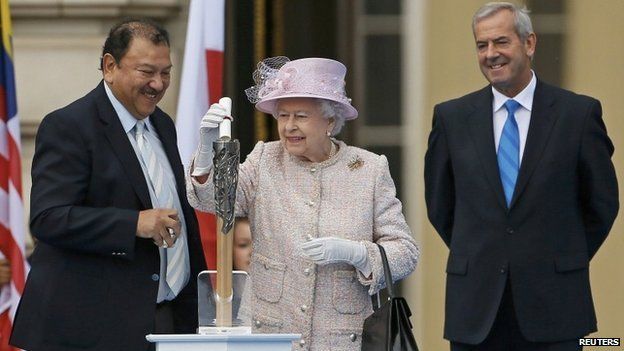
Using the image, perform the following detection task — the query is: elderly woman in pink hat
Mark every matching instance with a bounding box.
[186,56,419,350]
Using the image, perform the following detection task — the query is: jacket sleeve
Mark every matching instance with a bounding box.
[424,105,455,247]
[358,155,420,295]
[186,141,264,217]
[29,114,138,259]
[578,100,619,259]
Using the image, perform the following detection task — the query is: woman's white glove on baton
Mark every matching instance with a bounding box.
[299,237,372,277]
[191,103,231,176]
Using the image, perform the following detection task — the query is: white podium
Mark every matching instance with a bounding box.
[146,333,301,351]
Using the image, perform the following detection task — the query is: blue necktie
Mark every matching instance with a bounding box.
[497,99,521,207]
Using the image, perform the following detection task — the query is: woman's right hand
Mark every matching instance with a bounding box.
[192,102,234,177]
[200,102,230,132]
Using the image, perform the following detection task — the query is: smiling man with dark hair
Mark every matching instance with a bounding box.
[11,18,206,351]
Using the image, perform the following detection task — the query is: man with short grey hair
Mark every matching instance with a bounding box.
[425,2,618,350]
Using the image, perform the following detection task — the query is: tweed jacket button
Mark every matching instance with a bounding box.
[254,319,262,328]
[151,274,160,281]
[306,234,314,241]
[299,339,306,347]
[310,167,317,173]
[303,268,311,276]
[350,333,357,342]
[306,200,315,206]
[300,304,308,312]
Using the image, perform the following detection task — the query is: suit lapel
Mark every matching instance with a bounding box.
[509,80,557,208]
[95,82,152,209]
[467,87,508,210]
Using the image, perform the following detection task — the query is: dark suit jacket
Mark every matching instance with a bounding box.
[10,82,206,351]
[425,80,618,344]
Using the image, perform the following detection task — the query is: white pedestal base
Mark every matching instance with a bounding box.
[146,333,301,351]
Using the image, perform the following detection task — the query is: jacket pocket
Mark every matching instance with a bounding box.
[252,314,284,333]
[253,253,286,303]
[555,253,589,273]
[446,254,468,275]
[330,328,362,350]
[332,270,368,314]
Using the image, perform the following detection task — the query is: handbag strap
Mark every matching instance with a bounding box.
[377,244,396,298]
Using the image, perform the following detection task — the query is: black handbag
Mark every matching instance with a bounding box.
[361,244,419,351]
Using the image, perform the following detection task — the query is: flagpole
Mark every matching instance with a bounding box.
[212,97,238,327]
[253,0,268,142]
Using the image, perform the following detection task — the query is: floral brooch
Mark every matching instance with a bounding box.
[348,156,364,170]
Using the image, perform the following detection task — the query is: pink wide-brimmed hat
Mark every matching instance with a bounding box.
[245,56,358,120]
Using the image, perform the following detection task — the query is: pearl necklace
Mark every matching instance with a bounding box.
[328,140,337,159]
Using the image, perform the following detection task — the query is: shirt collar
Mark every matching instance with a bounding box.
[104,82,154,134]
[492,70,537,113]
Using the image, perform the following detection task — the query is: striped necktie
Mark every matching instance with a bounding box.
[135,120,189,296]
[497,99,521,207]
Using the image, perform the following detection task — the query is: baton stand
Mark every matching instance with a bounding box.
[145,333,301,351]
[146,271,300,350]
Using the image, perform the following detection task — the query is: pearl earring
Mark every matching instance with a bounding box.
[326,130,331,137]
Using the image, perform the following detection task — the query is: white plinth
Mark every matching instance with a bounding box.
[146,333,301,351]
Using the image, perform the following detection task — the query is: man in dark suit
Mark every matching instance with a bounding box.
[10,19,206,351]
[425,3,618,351]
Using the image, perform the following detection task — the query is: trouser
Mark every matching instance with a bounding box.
[451,281,582,351]
[148,301,175,351]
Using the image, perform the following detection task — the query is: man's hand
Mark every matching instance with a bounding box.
[0,259,11,285]
[137,209,181,248]
[191,102,234,179]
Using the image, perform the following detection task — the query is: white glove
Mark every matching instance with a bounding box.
[191,103,232,176]
[299,237,372,277]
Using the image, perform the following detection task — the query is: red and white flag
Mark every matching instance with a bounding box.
[176,0,225,269]
[0,0,30,349]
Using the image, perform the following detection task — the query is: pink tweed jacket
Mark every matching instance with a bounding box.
[187,140,419,350]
